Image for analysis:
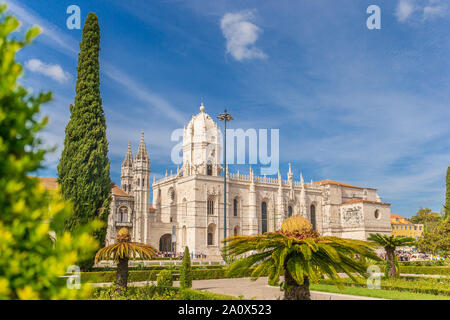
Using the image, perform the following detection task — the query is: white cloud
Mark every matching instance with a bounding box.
[396,0,416,22]
[423,5,446,20]
[220,10,267,61]
[396,0,447,22]
[25,59,70,83]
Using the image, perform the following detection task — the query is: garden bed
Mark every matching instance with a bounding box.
[91,285,240,300]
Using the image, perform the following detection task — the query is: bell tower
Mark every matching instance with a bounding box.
[121,141,133,194]
[133,131,150,243]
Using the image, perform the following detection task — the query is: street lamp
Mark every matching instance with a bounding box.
[217,109,234,242]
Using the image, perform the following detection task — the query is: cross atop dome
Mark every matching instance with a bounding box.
[200,102,205,112]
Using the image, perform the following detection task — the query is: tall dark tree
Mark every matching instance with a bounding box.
[57,13,111,269]
[445,167,450,218]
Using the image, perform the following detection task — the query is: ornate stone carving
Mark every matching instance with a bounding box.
[341,206,363,227]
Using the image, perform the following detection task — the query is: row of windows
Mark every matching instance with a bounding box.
[207,200,317,232]
[392,224,422,231]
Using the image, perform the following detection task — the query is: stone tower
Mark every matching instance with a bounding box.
[120,141,133,194]
[133,131,150,243]
[182,103,222,176]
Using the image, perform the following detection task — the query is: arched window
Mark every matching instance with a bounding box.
[233,198,238,216]
[207,162,213,176]
[123,185,127,192]
[128,184,131,192]
[207,198,214,215]
[207,224,215,245]
[118,207,128,222]
[261,202,267,234]
[288,205,293,217]
[310,204,316,230]
[142,178,145,187]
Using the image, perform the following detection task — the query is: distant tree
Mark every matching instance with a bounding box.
[0,5,100,299]
[57,12,111,270]
[409,207,440,233]
[445,167,450,218]
[180,246,192,289]
[367,234,415,278]
[417,217,450,255]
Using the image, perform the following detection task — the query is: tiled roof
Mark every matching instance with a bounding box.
[390,214,413,224]
[34,177,131,197]
[35,177,58,190]
[149,205,155,211]
[313,179,364,189]
[342,199,390,206]
[111,184,131,197]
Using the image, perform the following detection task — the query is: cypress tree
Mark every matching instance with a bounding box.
[57,13,111,269]
[445,167,450,218]
[180,246,192,289]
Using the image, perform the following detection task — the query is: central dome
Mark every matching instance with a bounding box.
[186,103,218,137]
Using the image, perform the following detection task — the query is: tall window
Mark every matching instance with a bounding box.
[288,205,293,217]
[207,198,214,215]
[234,225,240,236]
[233,198,238,216]
[207,224,215,245]
[207,163,212,176]
[310,204,316,230]
[118,207,128,222]
[261,202,267,234]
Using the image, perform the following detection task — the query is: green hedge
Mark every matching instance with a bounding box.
[376,265,450,275]
[82,268,261,283]
[92,265,224,272]
[319,276,450,296]
[398,260,448,267]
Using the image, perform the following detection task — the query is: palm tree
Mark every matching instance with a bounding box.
[95,228,156,292]
[223,216,380,300]
[367,233,415,278]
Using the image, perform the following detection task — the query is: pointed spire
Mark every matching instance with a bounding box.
[288,162,293,180]
[136,131,148,161]
[122,141,133,167]
[300,172,304,185]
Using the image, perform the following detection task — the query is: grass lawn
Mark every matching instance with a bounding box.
[310,283,450,300]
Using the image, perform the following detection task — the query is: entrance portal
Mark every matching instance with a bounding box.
[159,234,172,252]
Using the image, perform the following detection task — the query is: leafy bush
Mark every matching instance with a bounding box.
[0,5,100,300]
[157,270,173,287]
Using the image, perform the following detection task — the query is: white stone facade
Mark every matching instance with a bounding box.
[106,104,392,258]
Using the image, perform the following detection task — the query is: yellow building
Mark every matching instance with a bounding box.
[390,214,423,239]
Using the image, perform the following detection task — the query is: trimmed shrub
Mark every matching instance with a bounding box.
[180,247,192,289]
[157,270,173,287]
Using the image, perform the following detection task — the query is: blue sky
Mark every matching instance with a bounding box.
[5,0,450,217]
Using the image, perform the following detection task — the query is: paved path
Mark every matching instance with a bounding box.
[92,277,385,300]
